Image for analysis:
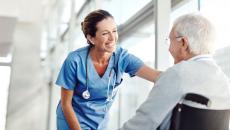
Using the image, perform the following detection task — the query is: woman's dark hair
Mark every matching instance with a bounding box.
[81,9,114,45]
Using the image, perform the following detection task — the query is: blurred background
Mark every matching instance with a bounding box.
[0,0,230,130]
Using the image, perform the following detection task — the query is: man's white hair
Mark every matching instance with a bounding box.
[173,13,216,54]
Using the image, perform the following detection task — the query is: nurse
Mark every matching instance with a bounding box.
[56,9,161,130]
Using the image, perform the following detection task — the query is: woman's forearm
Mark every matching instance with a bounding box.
[61,88,82,130]
[136,65,162,83]
[62,103,82,130]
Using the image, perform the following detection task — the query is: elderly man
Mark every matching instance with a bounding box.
[119,13,230,130]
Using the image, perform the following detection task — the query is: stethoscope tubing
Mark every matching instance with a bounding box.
[83,47,117,101]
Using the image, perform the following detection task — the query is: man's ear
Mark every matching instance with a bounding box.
[181,37,189,52]
[179,37,190,57]
[86,35,94,45]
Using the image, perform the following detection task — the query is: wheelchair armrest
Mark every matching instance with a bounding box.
[184,93,211,107]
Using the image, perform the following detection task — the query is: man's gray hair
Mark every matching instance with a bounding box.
[173,13,216,54]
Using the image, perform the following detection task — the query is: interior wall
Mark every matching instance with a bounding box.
[6,22,49,130]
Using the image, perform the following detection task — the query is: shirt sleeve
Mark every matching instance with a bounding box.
[117,48,144,77]
[119,68,183,130]
[124,53,144,77]
[55,53,77,90]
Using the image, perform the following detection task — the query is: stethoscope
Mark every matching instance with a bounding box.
[82,47,117,102]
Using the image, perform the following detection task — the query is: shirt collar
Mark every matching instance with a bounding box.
[188,54,213,61]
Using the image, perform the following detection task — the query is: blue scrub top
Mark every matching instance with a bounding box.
[56,45,144,130]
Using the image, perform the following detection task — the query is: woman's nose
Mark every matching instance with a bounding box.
[108,32,115,41]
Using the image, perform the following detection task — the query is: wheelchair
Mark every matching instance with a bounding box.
[169,93,230,130]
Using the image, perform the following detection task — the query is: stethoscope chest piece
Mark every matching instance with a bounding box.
[82,90,90,99]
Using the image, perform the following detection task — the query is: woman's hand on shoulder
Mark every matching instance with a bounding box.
[136,65,162,83]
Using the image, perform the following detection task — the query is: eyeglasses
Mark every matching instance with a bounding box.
[165,36,184,46]
[175,36,184,40]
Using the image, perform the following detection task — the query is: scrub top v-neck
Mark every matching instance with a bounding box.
[56,45,144,130]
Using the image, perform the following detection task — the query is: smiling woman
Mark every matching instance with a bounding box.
[87,17,118,53]
[55,9,161,130]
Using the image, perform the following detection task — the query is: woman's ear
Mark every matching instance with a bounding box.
[86,35,94,45]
